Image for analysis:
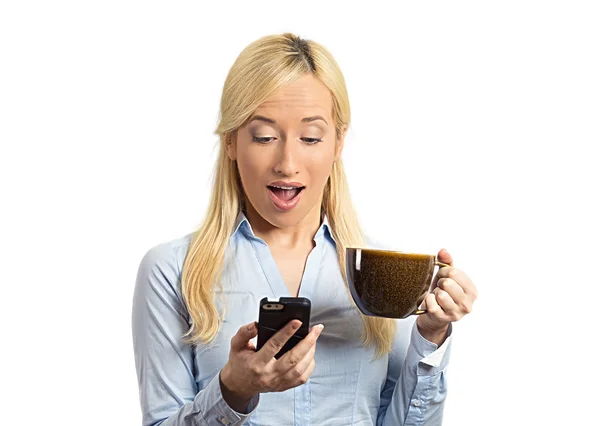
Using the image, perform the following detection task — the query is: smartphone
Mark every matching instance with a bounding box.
[256,297,311,359]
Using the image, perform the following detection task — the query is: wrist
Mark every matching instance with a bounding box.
[219,363,256,412]
[416,318,450,346]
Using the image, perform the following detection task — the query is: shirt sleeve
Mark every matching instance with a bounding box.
[377,318,452,426]
[131,242,259,426]
[363,233,452,424]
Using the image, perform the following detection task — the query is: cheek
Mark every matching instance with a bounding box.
[236,149,268,188]
[237,161,258,188]
[307,151,335,185]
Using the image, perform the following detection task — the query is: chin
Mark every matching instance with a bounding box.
[246,189,320,228]
[258,203,310,228]
[263,209,304,227]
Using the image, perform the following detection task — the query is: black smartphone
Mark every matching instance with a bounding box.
[256,297,311,359]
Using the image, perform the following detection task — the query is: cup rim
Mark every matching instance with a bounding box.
[345,247,434,258]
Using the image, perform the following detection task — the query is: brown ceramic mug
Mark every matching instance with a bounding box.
[346,247,450,319]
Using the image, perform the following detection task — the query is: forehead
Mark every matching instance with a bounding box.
[254,74,333,121]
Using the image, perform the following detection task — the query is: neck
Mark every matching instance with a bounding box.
[245,202,322,249]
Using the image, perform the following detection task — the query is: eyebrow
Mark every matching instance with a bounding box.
[248,114,328,125]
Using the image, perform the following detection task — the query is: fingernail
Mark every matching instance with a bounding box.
[315,324,324,333]
[247,322,255,331]
[292,321,302,330]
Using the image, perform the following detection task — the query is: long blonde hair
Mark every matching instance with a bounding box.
[182,33,396,357]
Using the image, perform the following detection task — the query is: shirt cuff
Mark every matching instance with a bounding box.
[410,321,453,376]
[198,372,259,425]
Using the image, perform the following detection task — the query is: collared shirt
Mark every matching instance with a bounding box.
[132,213,452,426]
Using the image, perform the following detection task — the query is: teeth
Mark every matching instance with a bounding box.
[270,185,301,190]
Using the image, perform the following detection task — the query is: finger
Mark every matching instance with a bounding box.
[432,250,453,290]
[424,292,452,322]
[281,358,316,390]
[437,267,477,298]
[437,278,466,305]
[297,357,316,387]
[434,288,461,319]
[275,324,324,372]
[230,321,259,352]
[437,248,453,266]
[437,278,477,314]
[255,319,303,363]
[279,341,316,385]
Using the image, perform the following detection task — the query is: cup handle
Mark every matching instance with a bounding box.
[413,261,451,315]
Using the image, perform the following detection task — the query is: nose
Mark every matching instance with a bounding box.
[273,139,300,176]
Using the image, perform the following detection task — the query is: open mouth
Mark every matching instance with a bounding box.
[268,185,305,201]
[267,184,306,211]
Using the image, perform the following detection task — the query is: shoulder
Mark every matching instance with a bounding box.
[134,232,196,302]
[138,232,194,271]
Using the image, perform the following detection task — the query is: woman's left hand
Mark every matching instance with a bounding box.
[416,248,478,345]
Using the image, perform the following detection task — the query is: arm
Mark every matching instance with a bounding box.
[131,242,258,426]
[377,318,452,426]
[364,238,474,425]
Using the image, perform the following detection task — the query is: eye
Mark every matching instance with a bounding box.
[252,136,274,143]
[302,137,323,144]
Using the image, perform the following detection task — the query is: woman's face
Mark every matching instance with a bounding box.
[227,73,345,229]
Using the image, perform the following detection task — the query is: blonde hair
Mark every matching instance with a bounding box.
[181,33,396,357]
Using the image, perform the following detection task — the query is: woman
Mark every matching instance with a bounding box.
[132,33,477,426]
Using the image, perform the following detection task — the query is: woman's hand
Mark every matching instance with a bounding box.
[219,320,324,412]
[416,248,478,345]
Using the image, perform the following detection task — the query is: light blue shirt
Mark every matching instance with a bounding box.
[132,213,452,426]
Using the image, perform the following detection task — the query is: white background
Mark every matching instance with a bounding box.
[1,1,598,425]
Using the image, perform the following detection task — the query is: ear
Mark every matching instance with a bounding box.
[225,132,237,161]
[334,125,347,161]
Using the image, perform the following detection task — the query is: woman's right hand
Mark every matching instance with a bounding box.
[219,320,324,412]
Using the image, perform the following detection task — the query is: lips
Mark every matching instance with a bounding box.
[267,182,306,211]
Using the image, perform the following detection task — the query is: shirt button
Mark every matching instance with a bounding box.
[219,417,231,425]
[412,399,421,407]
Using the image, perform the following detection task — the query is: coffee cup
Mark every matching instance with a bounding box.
[346,247,450,319]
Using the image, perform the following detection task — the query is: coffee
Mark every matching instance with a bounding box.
[346,248,447,319]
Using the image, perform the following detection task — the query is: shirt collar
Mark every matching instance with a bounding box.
[231,210,336,245]
[232,211,253,239]
[318,213,337,245]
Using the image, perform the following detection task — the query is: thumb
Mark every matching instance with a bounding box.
[437,248,453,266]
[230,321,258,352]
